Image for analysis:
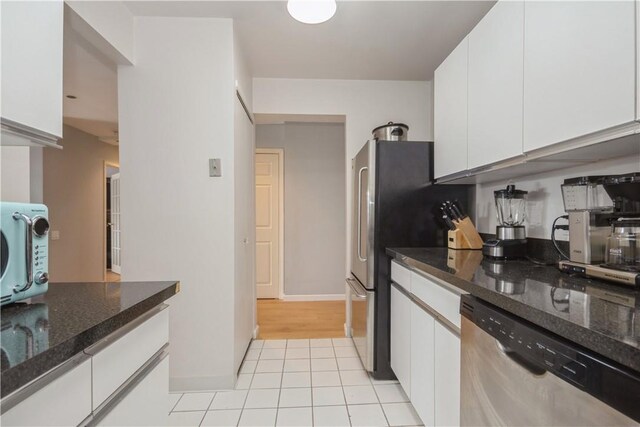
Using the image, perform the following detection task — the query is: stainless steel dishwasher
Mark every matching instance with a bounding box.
[460,294,640,426]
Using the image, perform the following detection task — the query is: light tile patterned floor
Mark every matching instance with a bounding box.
[168,338,424,427]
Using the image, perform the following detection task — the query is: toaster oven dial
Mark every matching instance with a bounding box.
[32,217,50,237]
[35,272,49,285]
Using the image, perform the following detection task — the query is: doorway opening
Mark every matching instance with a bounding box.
[105,164,120,282]
[41,8,120,283]
[253,114,347,339]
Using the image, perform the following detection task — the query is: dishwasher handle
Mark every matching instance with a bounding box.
[497,341,547,376]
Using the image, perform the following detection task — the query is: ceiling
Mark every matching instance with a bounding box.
[125,1,495,81]
[63,18,119,144]
[62,1,494,141]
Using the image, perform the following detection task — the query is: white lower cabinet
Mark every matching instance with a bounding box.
[410,304,435,427]
[390,285,412,398]
[89,308,169,408]
[434,322,461,427]
[96,356,169,427]
[390,264,462,427]
[2,357,92,427]
[1,306,170,427]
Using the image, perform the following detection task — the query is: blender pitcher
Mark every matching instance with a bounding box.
[495,184,528,228]
[482,184,528,259]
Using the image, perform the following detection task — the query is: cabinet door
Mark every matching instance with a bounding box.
[1,0,63,137]
[468,1,524,169]
[2,358,92,427]
[434,323,461,427]
[89,308,169,409]
[390,286,411,397]
[434,38,469,179]
[523,1,635,152]
[410,304,435,427]
[96,355,169,427]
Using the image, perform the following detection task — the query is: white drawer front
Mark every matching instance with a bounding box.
[2,358,92,427]
[391,261,411,292]
[90,308,169,408]
[411,272,461,329]
[96,355,169,427]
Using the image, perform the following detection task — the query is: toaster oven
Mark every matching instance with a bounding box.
[1,202,50,306]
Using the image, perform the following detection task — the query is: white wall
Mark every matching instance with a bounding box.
[232,24,256,374]
[0,146,32,203]
[65,1,134,65]
[43,125,118,282]
[119,17,243,391]
[253,78,431,275]
[256,122,346,297]
[475,156,640,240]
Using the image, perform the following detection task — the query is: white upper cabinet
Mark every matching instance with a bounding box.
[1,0,63,139]
[467,1,524,169]
[434,38,469,179]
[523,1,636,152]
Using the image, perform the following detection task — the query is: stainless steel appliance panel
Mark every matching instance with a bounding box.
[461,299,639,426]
[346,276,374,371]
[351,141,376,290]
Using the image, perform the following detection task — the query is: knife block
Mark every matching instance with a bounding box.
[447,218,483,250]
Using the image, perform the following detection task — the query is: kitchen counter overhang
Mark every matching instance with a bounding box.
[0,281,179,398]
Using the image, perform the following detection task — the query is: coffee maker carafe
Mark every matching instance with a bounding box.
[482,185,528,259]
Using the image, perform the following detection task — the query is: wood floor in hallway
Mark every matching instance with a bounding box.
[106,270,121,282]
[257,299,346,339]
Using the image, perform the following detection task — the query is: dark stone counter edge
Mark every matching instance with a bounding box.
[1,282,179,398]
[386,248,640,374]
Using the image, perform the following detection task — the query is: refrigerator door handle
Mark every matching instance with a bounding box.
[357,166,368,262]
[346,277,367,299]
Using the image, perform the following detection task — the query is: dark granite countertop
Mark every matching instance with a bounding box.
[387,247,640,373]
[0,281,179,398]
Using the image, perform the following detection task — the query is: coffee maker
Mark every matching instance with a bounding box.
[559,172,640,287]
[482,185,528,259]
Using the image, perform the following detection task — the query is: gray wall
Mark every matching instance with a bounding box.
[256,122,346,296]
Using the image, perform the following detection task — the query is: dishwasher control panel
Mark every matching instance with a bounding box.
[472,303,588,387]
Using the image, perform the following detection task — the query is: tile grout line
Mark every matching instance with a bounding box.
[197,391,217,427]
[274,342,288,427]
[238,341,260,427]
[169,393,184,414]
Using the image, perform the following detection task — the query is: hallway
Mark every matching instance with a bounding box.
[257,300,346,339]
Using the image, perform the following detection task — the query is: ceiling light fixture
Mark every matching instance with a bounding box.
[287,0,337,24]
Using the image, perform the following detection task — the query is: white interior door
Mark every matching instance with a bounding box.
[255,151,281,299]
[110,173,121,274]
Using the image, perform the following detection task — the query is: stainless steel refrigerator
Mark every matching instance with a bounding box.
[346,139,472,379]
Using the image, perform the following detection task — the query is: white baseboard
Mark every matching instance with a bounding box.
[282,293,345,301]
[253,324,260,339]
[170,374,235,393]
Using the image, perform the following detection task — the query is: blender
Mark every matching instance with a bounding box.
[482,184,528,259]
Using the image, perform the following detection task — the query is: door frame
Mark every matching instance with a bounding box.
[103,161,120,281]
[256,148,285,299]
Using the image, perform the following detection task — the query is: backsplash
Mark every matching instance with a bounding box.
[475,155,639,241]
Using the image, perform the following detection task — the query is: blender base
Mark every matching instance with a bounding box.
[482,238,527,260]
